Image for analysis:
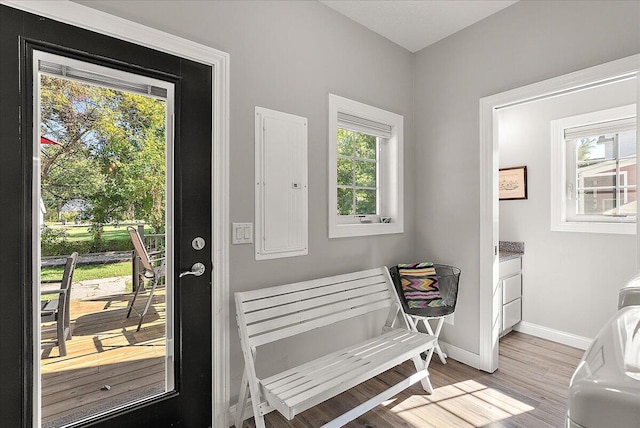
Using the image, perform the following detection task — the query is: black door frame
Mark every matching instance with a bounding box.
[0,3,230,427]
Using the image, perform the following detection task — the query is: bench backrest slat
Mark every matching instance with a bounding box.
[246,290,391,337]
[241,274,388,314]
[236,267,397,348]
[243,279,389,324]
[249,299,391,347]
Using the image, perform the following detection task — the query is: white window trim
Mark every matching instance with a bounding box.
[328,94,403,238]
[550,104,637,234]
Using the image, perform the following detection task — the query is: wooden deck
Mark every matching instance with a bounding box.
[40,287,167,428]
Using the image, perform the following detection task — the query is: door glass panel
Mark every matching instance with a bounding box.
[34,51,175,427]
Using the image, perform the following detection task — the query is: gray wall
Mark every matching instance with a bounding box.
[413,0,640,355]
[74,0,416,400]
[499,79,637,339]
[76,0,640,399]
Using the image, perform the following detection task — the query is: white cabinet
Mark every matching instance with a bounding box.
[499,256,522,336]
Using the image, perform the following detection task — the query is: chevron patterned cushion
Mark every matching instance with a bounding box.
[397,262,444,310]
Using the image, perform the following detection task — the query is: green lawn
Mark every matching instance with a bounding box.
[42,223,156,256]
[41,261,131,282]
[45,224,154,242]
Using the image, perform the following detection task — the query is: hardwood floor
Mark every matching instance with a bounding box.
[40,288,166,428]
[238,331,583,427]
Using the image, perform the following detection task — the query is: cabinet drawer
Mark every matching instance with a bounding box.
[503,274,522,304]
[503,298,521,332]
[500,257,521,278]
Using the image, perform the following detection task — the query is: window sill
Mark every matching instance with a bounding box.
[329,221,403,238]
[551,221,636,235]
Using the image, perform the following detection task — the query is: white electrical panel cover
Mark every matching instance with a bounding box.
[255,106,308,260]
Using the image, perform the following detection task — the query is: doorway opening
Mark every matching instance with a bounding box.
[34,51,175,427]
[479,54,640,373]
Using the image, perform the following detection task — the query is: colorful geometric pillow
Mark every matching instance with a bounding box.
[397,262,444,310]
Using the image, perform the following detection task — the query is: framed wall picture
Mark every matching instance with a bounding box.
[499,166,527,200]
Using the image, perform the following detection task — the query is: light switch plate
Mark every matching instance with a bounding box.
[232,222,253,244]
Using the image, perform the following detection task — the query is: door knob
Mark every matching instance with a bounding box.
[179,262,206,278]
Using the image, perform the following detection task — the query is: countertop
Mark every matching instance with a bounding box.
[499,241,524,262]
[499,251,523,262]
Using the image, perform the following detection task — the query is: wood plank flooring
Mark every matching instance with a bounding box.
[40,289,167,428]
[237,331,583,428]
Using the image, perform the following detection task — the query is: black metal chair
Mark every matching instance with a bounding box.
[41,252,78,357]
[390,263,460,365]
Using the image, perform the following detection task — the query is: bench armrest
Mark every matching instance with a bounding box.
[384,303,401,330]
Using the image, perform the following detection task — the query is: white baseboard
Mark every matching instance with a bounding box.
[439,340,481,369]
[228,402,253,427]
[514,321,592,350]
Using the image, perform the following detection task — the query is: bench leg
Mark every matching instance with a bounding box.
[406,315,438,367]
[235,370,249,428]
[321,369,430,428]
[412,355,433,394]
[241,348,267,428]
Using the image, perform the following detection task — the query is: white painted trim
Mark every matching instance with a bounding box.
[514,322,592,351]
[480,54,640,374]
[439,340,481,369]
[1,1,231,427]
[551,221,636,235]
[32,56,43,426]
[479,96,500,373]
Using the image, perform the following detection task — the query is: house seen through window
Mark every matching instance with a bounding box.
[569,127,636,220]
[552,104,637,234]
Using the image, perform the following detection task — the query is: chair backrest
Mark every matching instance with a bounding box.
[128,226,154,273]
[61,252,79,293]
[61,252,78,319]
[235,267,400,348]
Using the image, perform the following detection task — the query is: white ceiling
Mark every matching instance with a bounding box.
[320,0,518,53]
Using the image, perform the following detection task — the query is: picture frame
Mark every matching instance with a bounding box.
[499,166,527,200]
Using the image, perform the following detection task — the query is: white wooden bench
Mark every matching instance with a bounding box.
[234,267,437,428]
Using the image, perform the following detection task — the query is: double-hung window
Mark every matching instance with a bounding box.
[551,104,637,234]
[328,94,403,238]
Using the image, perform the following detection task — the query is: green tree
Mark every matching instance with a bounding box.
[577,137,597,163]
[87,90,167,232]
[40,77,104,218]
[40,75,167,243]
[336,129,377,215]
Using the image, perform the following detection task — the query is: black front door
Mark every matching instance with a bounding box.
[0,5,212,427]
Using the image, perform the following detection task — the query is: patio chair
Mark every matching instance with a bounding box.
[126,226,166,331]
[41,252,78,357]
